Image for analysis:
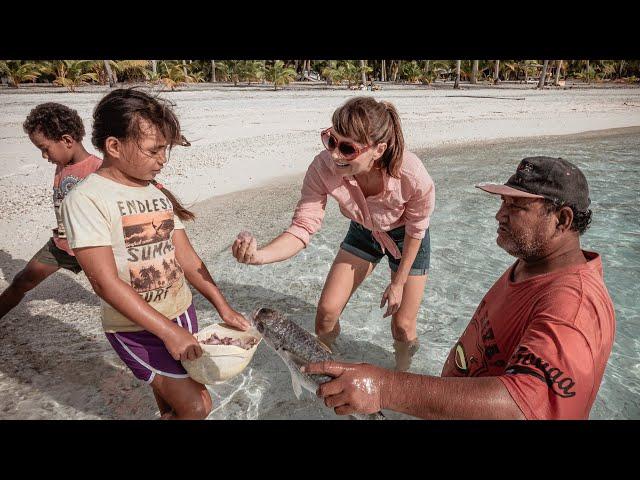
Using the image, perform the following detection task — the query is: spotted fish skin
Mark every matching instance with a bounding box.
[253,307,385,421]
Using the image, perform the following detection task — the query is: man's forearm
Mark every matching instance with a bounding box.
[382,372,525,419]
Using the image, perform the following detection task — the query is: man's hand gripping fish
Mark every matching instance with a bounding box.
[252,307,385,420]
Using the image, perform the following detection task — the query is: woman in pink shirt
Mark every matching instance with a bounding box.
[232,97,435,371]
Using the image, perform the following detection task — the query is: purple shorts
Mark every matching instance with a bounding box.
[105,304,199,384]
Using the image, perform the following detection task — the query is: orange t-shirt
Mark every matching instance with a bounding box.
[52,154,102,255]
[441,251,616,420]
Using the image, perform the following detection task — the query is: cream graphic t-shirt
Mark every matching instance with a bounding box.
[61,173,192,332]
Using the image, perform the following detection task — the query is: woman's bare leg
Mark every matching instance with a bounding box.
[390,271,428,371]
[315,248,376,348]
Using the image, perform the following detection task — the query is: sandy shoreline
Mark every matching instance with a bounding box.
[191,125,640,256]
[3,87,639,245]
[1,86,639,419]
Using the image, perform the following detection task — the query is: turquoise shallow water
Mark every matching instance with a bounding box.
[203,130,639,420]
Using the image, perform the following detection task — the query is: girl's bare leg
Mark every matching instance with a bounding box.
[151,375,212,420]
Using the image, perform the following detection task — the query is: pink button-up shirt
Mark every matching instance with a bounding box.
[285,149,435,259]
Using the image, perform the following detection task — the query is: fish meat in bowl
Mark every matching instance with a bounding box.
[181,322,262,384]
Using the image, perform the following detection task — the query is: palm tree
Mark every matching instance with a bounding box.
[40,60,98,92]
[0,61,41,88]
[321,64,342,85]
[381,59,386,82]
[152,60,157,75]
[211,60,216,82]
[520,60,539,83]
[358,60,372,85]
[243,60,265,85]
[338,61,360,88]
[103,60,116,87]
[493,60,500,84]
[226,60,244,86]
[213,61,230,82]
[599,61,617,80]
[471,60,479,84]
[392,60,401,82]
[113,60,151,82]
[585,59,590,83]
[454,60,461,89]
[156,62,202,91]
[618,60,625,78]
[268,60,296,90]
[360,60,367,85]
[537,60,549,89]
[402,61,423,83]
[387,60,397,82]
[554,60,563,86]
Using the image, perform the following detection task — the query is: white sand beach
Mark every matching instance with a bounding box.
[1,85,639,419]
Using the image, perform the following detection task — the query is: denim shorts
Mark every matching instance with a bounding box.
[340,221,430,276]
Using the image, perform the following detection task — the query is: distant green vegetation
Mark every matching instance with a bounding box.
[1,60,638,91]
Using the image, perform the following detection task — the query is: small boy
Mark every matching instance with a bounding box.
[0,103,102,319]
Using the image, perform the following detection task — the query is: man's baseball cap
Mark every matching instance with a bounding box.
[475,156,591,212]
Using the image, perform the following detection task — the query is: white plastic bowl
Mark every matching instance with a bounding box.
[181,323,262,384]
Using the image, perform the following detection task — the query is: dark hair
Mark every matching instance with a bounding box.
[92,88,194,221]
[23,102,85,142]
[543,199,592,235]
[331,96,405,178]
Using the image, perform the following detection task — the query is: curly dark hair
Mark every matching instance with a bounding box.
[543,199,592,235]
[23,102,85,142]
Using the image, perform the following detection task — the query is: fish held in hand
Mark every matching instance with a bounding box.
[252,307,385,420]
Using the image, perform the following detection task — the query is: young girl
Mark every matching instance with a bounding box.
[233,96,435,371]
[62,88,249,419]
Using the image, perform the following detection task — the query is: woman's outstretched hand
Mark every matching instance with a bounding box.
[232,231,263,265]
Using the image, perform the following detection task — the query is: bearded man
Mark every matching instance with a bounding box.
[304,156,616,420]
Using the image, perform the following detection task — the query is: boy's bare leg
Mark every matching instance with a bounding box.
[0,258,59,320]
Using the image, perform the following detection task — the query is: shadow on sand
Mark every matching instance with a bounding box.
[1,251,395,419]
[0,250,98,307]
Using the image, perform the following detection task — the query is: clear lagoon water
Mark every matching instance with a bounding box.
[202,130,639,420]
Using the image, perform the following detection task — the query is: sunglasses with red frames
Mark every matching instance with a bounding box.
[321,128,372,160]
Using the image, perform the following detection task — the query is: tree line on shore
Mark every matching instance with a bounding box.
[1,60,638,92]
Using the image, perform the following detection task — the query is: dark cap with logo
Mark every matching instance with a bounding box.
[475,156,591,212]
